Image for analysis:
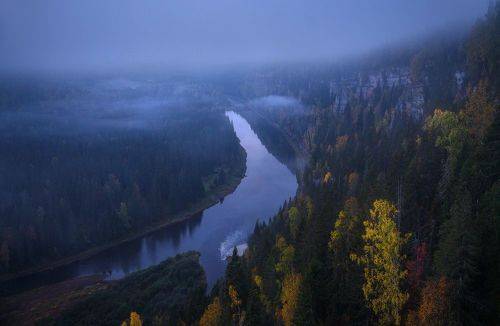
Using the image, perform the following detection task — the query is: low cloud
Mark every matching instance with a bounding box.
[249,95,303,109]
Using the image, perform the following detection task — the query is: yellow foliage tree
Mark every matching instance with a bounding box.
[352,199,410,325]
[280,273,302,326]
[199,297,223,326]
[130,312,142,326]
[323,171,333,184]
[122,311,142,326]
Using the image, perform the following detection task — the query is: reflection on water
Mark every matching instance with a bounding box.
[3,111,297,294]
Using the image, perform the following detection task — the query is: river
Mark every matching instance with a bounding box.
[4,111,298,293]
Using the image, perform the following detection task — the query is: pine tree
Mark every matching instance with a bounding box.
[434,188,481,324]
[328,198,365,322]
[226,247,248,302]
[294,271,315,325]
[244,282,266,326]
[288,206,301,239]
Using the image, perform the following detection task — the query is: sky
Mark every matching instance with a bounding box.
[0,0,490,73]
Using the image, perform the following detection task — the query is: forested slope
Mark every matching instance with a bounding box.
[47,252,207,326]
[198,6,499,325]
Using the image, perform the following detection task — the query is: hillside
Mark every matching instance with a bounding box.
[197,5,499,325]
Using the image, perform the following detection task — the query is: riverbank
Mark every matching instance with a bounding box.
[0,151,246,288]
[0,274,109,325]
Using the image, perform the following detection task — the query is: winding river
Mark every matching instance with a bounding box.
[5,111,297,293]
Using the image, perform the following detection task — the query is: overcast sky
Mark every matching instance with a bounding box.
[0,0,490,72]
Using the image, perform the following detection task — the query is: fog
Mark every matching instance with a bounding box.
[250,96,303,109]
[0,0,489,73]
[0,77,222,135]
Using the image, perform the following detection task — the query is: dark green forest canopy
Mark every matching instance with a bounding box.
[0,100,245,275]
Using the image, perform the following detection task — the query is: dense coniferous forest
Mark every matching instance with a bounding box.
[0,94,245,274]
[195,6,499,326]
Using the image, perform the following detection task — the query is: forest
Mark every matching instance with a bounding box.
[194,5,499,326]
[0,2,498,326]
[0,88,246,275]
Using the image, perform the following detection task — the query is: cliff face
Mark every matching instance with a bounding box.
[244,62,465,120]
[237,42,469,155]
[327,67,426,121]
